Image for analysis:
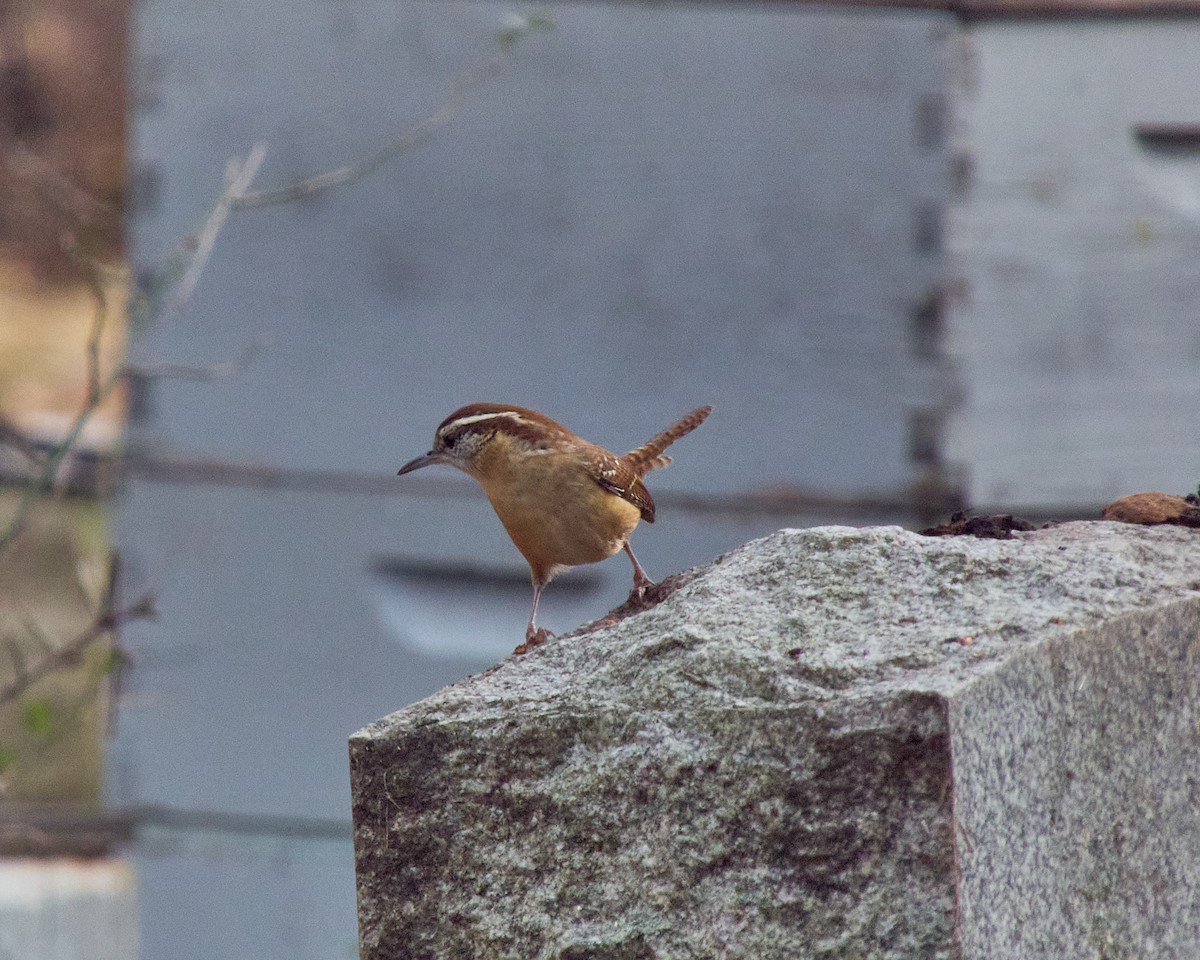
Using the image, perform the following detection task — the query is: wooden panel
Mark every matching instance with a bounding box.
[945,21,1200,507]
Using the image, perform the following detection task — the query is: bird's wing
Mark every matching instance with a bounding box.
[592,452,657,523]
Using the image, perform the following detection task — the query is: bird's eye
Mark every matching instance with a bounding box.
[441,432,457,450]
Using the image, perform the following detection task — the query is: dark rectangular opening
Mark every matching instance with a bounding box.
[1133,124,1200,155]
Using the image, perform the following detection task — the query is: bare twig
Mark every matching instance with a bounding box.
[2,637,27,689]
[232,71,490,207]
[124,336,269,383]
[161,142,269,318]
[0,417,43,464]
[0,143,269,554]
[0,594,154,710]
[0,266,122,554]
[60,232,110,410]
[0,373,124,555]
[232,13,551,208]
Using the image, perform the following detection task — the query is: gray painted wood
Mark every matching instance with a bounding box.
[945,22,1200,507]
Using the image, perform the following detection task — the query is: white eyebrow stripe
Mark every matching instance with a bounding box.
[439,411,527,434]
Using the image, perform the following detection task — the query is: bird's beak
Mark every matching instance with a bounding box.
[397,450,449,476]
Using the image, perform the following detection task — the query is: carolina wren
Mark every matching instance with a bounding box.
[397,403,712,648]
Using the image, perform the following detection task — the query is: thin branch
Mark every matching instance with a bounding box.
[2,637,27,689]
[0,261,122,554]
[60,232,110,410]
[0,594,154,709]
[20,617,56,655]
[0,144,269,554]
[161,142,269,318]
[0,416,43,464]
[0,371,122,556]
[124,336,268,383]
[126,20,548,320]
[231,68,491,207]
[232,13,551,208]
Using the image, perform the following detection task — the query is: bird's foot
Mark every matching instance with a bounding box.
[628,573,655,603]
[514,626,554,656]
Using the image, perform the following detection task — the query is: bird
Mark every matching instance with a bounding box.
[397,403,712,648]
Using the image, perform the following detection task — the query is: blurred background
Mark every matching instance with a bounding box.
[1,0,1197,956]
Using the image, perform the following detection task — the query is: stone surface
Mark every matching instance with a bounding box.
[351,522,1200,959]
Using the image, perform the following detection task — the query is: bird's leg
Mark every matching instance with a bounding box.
[517,581,554,654]
[624,543,654,599]
[525,582,544,641]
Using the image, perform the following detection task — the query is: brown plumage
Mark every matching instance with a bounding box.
[624,404,713,475]
[398,403,712,649]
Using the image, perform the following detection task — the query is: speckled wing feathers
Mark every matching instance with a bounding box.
[591,406,712,523]
[593,453,658,522]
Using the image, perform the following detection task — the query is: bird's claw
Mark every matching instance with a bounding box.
[514,627,554,655]
[628,575,655,603]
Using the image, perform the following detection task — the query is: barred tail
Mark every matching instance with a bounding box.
[622,405,712,476]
